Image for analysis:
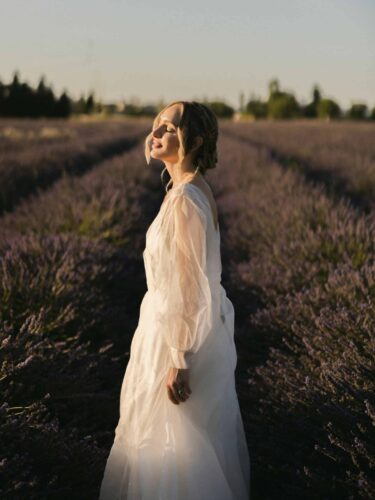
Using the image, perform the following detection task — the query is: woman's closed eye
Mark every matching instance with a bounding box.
[163,124,175,133]
[152,125,174,134]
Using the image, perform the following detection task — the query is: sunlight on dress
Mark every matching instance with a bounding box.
[99,183,251,499]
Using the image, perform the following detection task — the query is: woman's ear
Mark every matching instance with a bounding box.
[192,135,203,152]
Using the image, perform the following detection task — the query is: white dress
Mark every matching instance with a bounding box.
[99,182,250,500]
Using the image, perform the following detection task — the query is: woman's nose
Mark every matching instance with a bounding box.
[152,127,162,138]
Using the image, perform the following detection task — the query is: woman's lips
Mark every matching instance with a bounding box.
[152,142,163,149]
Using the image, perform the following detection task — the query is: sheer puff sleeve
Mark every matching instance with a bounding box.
[154,190,213,369]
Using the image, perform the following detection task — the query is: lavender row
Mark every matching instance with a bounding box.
[0,118,150,214]
[210,133,374,499]
[0,117,150,154]
[0,118,113,154]
[0,235,136,497]
[221,120,375,214]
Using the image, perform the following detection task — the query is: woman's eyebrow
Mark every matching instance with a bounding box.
[159,117,175,125]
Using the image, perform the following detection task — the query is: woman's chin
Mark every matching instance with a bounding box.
[150,152,164,164]
[151,150,164,159]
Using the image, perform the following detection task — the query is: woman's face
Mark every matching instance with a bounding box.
[150,103,182,164]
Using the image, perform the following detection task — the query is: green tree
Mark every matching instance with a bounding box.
[348,103,368,120]
[85,92,95,114]
[312,84,322,104]
[0,79,4,114]
[303,84,322,118]
[55,91,72,117]
[267,79,302,119]
[246,98,267,118]
[35,75,56,117]
[142,104,158,117]
[124,103,142,116]
[7,71,22,116]
[207,101,234,118]
[268,94,301,119]
[317,98,341,120]
[72,94,87,114]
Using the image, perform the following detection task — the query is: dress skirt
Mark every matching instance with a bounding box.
[99,286,251,500]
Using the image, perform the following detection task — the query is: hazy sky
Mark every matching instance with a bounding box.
[1,0,374,110]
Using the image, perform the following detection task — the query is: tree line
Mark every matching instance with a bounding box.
[239,78,375,121]
[0,72,97,118]
[0,72,373,121]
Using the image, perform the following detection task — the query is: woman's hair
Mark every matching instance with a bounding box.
[144,101,219,190]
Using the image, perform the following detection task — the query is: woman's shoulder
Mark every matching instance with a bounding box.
[161,184,209,225]
[181,182,218,231]
[172,182,213,206]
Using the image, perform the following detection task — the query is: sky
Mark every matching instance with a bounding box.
[1,0,374,110]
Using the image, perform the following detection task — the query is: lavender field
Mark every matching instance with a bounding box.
[0,119,374,499]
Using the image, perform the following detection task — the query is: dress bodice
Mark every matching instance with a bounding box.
[143,183,223,298]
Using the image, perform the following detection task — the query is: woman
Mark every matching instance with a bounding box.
[99,101,250,499]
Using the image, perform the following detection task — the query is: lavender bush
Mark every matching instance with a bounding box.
[0,118,150,214]
[222,120,375,214]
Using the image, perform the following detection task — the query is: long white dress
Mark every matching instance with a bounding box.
[99,182,250,500]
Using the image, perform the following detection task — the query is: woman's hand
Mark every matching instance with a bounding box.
[166,366,192,404]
